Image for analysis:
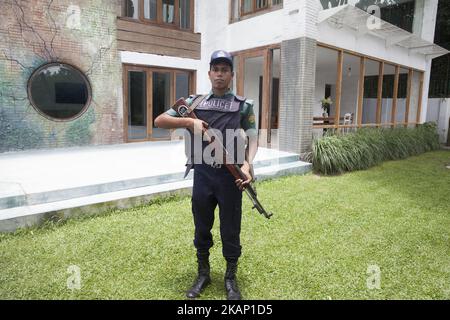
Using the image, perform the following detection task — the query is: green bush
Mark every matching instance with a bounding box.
[312,122,440,175]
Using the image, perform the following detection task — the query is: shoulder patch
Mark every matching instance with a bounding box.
[189,94,201,100]
[234,95,247,102]
[245,99,254,106]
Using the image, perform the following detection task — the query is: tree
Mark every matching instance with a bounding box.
[355,0,415,32]
[430,0,450,98]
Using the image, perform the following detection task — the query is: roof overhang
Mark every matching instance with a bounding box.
[318,5,449,59]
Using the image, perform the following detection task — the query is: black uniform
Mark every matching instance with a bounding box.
[166,90,256,261]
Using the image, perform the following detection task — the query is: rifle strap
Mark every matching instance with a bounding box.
[182,94,207,179]
[187,94,208,114]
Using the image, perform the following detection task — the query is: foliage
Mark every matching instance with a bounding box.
[312,122,440,175]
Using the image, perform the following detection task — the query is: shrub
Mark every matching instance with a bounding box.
[312,122,440,175]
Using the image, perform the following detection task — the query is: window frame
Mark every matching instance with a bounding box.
[231,43,281,147]
[231,0,283,23]
[122,63,196,142]
[314,42,425,130]
[27,62,92,122]
[241,0,268,16]
[122,0,195,32]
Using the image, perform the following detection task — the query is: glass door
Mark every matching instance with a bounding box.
[237,46,281,147]
[243,55,264,131]
[268,48,280,145]
[127,70,147,140]
[151,71,172,139]
[124,65,194,142]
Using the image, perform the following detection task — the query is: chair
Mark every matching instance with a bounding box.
[343,113,353,133]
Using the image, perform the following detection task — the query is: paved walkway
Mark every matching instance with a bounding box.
[0,141,312,231]
[0,141,189,197]
[0,140,302,197]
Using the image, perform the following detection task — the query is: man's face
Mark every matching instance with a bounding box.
[208,62,234,91]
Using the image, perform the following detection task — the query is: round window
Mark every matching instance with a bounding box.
[28,63,91,121]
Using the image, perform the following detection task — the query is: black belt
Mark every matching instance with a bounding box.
[183,162,222,178]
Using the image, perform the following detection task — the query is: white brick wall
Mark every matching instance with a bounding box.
[279,37,316,154]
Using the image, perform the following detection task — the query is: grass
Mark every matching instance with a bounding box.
[0,150,449,300]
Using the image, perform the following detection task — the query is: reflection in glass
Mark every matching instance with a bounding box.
[152,72,172,138]
[362,59,380,125]
[128,71,147,140]
[381,64,396,125]
[162,0,175,24]
[256,0,268,9]
[243,0,252,13]
[144,0,157,20]
[396,68,409,124]
[176,73,189,100]
[268,48,280,146]
[29,63,90,120]
[231,0,239,21]
[179,0,190,29]
[125,0,139,19]
[271,49,280,131]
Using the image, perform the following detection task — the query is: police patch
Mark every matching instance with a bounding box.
[248,114,255,124]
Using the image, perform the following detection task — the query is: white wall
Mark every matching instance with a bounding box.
[340,73,359,121]
[317,21,427,71]
[120,51,201,71]
[417,0,439,124]
[426,98,450,144]
[243,57,264,129]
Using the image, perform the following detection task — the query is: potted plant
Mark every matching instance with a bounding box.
[321,97,333,117]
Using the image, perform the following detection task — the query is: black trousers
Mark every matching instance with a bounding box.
[192,164,242,262]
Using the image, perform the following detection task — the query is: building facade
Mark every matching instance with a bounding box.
[0,0,123,152]
[0,0,447,154]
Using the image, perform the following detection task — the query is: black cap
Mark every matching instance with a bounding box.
[209,50,233,68]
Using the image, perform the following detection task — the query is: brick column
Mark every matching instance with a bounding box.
[278,37,317,154]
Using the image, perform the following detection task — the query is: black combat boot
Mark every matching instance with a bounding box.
[224,260,241,300]
[186,253,211,299]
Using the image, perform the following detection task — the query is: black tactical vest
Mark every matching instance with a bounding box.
[186,94,246,166]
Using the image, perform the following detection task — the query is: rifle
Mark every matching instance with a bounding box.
[172,97,273,219]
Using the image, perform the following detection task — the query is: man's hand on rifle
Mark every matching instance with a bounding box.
[235,161,253,191]
[189,118,209,134]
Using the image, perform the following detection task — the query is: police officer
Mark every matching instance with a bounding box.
[154,50,258,300]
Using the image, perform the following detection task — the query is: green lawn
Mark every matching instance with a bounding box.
[1,150,449,300]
